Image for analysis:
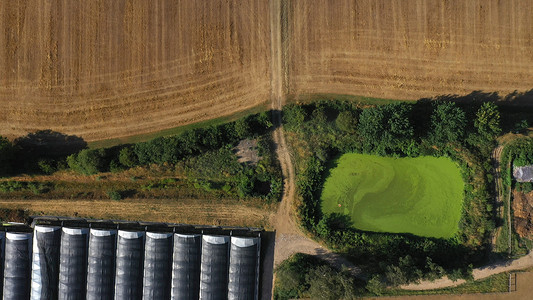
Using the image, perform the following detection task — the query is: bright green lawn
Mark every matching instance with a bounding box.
[321,154,464,238]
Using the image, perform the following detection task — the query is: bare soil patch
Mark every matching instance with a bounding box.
[512,191,533,238]
[235,139,260,165]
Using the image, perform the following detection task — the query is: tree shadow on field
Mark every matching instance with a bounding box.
[417,89,533,133]
[12,130,87,174]
[14,129,87,157]
[326,213,354,230]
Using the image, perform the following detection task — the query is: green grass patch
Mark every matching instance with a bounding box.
[287,93,415,106]
[383,271,509,296]
[321,154,464,238]
[87,103,269,149]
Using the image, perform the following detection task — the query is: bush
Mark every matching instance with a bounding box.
[283,104,307,130]
[336,111,358,133]
[37,159,57,174]
[234,117,252,139]
[67,149,106,175]
[118,146,138,167]
[107,190,122,201]
[275,253,358,300]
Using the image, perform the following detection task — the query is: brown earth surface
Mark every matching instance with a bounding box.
[512,190,533,238]
[269,0,360,275]
[383,272,533,300]
[288,0,533,101]
[0,198,272,228]
[0,0,271,141]
[2,1,533,142]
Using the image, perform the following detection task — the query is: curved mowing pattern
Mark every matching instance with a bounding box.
[321,154,464,238]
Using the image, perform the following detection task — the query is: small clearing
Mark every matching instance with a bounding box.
[235,139,260,165]
[512,190,533,238]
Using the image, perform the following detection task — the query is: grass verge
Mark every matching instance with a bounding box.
[88,103,269,148]
[286,93,415,106]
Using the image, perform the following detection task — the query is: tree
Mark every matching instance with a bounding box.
[274,253,316,299]
[429,102,466,145]
[366,275,385,296]
[358,107,385,146]
[335,111,358,133]
[257,111,273,129]
[358,103,413,151]
[514,119,529,134]
[474,102,501,138]
[283,104,307,129]
[306,265,357,300]
[118,147,138,167]
[67,148,106,175]
[384,103,414,146]
[0,136,13,176]
[234,117,251,139]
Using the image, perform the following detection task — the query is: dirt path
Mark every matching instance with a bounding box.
[382,272,533,300]
[268,0,360,273]
[492,146,503,244]
[402,251,533,290]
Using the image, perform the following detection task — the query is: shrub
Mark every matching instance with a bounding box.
[37,159,56,174]
[275,253,357,300]
[107,190,122,201]
[335,111,358,133]
[67,148,106,175]
[118,146,138,167]
[234,117,251,139]
[283,104,306,130]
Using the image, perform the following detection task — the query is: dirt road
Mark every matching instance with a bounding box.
[382,272,533,300]
[268,0,360,273]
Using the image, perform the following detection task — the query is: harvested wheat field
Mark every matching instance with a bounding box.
[2,0,533,142]
[0,198,272,228]
[0,0,271,141]
[287,0,533,101]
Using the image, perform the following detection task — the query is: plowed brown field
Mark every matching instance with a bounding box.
[0,0,271,141]
[288,0,533,101]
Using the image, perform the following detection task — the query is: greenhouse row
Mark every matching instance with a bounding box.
[0,222,261,300]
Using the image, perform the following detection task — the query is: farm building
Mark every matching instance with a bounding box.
[0,217,262,300]
[513,165,533,182]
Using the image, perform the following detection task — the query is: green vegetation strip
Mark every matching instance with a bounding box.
[321,154,464,238]
[286,93,415,106]
[88,103,268,149]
